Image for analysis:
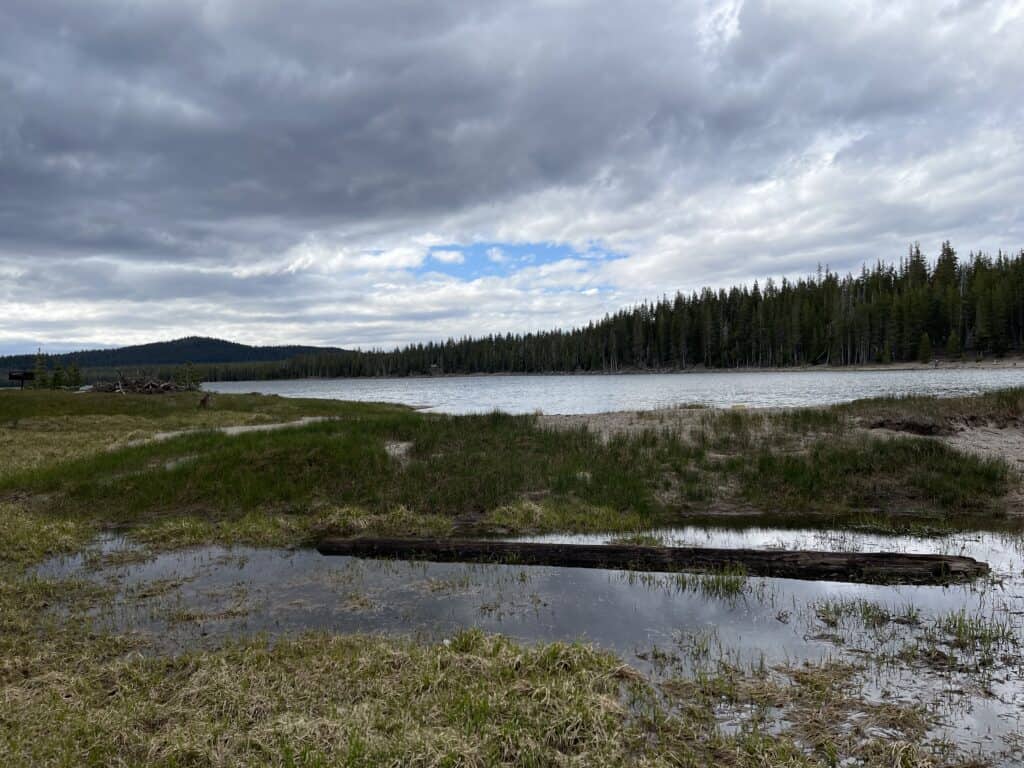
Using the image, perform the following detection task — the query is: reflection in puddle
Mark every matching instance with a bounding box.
[37,526,1024,763]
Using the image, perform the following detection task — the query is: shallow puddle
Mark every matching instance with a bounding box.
[37,526,1024,762]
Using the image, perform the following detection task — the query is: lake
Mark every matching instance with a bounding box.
[206,366,1024,414]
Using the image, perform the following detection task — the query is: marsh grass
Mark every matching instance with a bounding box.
[0,390,405,476]
[0,590,981,768]
[659,658,965,768]
[843,387,1024,427]
[681,565,749,600]
[808,595,1021,679]
[2,390,1022,767]
[813,598,922,631]
[931,608,1016,654]
[0,502,96,569]
[623,565,750,601]
[607,532,666,546]
[5,413,667,520]
[742,434,1008,516]
[4,391,1016,556]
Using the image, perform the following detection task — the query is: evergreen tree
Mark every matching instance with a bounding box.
[945,330,961,359]
[30,243,1018,384]
[917,333,933,364]
[67,361,82,388]
[32,349,49,389]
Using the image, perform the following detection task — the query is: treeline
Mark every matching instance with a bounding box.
[8,243,1023,386]
[203,243,1024,380]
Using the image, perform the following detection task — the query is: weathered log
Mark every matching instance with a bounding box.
[317,537,989,585]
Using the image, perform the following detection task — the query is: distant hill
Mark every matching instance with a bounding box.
[0,336,343,371]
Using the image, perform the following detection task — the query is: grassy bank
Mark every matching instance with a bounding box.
[1,389,1020,557]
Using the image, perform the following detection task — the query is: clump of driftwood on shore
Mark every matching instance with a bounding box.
[92,373,192,395]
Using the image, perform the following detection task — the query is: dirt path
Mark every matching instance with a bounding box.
[128,416,333,446]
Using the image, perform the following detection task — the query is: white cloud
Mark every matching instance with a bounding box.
[431,249,465,264]
[1,0,1022,351]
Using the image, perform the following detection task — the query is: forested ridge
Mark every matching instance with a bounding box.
[0,338,338,375]
[7,243,1024,384]
[211,242,1024,380]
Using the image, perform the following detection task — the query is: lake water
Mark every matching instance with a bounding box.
[37,526,1024,759]
[206,367,1024,414]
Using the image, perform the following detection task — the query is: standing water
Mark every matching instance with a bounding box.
[37,526,1024,762]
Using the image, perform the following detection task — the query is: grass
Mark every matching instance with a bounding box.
[932,608,1016,654]
[623,566,750,601]
[842,387,1024,428]
[1,576,988,768]
[742,434,1008,517]
[807,596,1020,677]
[2,411,682,546]
[1,388,1022,765]
[607,532,667,546]
[2,389,1018,557]
[813,598,921,631]
[659,658,970,768]
[0,390,404,475]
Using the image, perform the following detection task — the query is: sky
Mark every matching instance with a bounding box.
[1,0,1023,355]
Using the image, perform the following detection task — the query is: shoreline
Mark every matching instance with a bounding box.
[203,355,1024,384]
[6,355,1020,391]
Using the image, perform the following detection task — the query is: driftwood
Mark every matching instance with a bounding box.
[317,537,990,585]
[93,374,190,395]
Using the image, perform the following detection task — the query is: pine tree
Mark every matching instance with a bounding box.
[184,244,1024,382]
[32,349,48,389]
[945,330,961,359]
[880,342,892,364]
[50,365,66,389]
[67,361,82,388]
[917,333,933,364]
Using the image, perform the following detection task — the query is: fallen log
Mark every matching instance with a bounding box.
[317,537,989,585]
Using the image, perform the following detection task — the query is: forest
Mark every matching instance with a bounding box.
[9,242,1024,385]
[206,242,1024,380]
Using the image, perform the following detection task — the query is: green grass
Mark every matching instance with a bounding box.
[813,598,921,631]
[2,412,680,538]
[607,532,667,546]
[1,389,1021,767]
[932,609,1016,654]
[1,389,1018,555]
[0,389,406,475]
[0,583,975,768]
[741,434,1008,517]
[843,386,1024,427]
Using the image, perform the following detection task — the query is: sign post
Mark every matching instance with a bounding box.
[8,371,35,390]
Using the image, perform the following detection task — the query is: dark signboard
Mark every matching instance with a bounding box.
[8,371,35,388]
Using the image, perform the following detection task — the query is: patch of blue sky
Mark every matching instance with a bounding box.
[420,241,626,280]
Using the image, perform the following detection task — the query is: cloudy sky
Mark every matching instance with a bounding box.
[1,0,1022,354]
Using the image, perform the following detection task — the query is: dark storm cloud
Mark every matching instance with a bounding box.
[1,0,1022,348]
